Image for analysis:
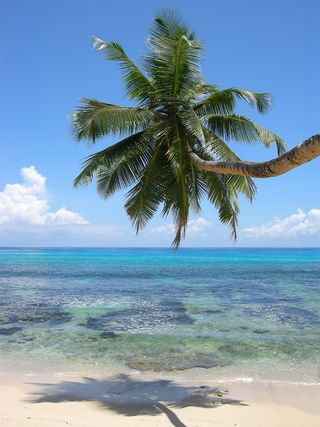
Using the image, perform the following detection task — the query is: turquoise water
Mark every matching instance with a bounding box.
[0,248,319,382]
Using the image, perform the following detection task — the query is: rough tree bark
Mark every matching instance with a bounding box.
[189,133,320,178]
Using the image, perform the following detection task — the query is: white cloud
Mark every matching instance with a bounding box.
[0,166,88,226]
[43,207,87,225]
[243,208,320,238]
[150,217,212,236]
[188,218,212,234]
[150,223,175,235]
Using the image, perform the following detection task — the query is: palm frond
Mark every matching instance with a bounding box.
[73,131,146,188]
[178,107,205,144]
[125,146,167,232]
[197,144,256,201]
[226,174,256,202]
[194,87,271,117]
[205,114,260,142]
[72,99,154,142]
[96,137,154,198]
[228,88,271,113]
[188,163,211,213]
[254,124,287,155]
[205,114,286,153]
[150,10,190,39]
[201,170,239,240]
[194,87,236,116]
[162,119,192,247]
[93,37,154,104]
[200,126,241,161]
[144,11,202,100]
[162,182,189,249]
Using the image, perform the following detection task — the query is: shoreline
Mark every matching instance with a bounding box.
[1,354,319,386]
[1,369,320,427]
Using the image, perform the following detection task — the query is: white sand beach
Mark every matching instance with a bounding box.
[1,370,320,427]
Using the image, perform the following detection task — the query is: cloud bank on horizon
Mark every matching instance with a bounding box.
[150,218,212,236]
[0,166,87,226]
[243,209,320,238]
[0,166,319,246]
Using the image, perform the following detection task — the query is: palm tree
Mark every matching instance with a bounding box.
[72,11,319,247]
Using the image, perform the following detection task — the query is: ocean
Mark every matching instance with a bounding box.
[0,247,319,383]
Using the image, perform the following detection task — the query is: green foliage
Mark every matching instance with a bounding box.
[73,10,285,247]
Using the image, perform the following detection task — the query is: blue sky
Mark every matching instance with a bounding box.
[0,0,319,246]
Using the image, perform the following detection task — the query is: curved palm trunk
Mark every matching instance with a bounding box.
[189,134,320,178]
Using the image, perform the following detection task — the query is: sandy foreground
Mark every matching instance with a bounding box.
[0,371,320,427]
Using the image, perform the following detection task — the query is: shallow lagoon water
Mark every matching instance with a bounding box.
[0,248,319,383]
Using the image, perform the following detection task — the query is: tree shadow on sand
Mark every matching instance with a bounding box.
[28,374,248,427]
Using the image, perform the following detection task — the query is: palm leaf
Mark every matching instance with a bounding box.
[198,144,256,201]
[194,87,271,116]
[125,146,167,232]
[254,124,287,155]
[72,99,154,142]
[201,170,239,239]
[73,131,146,187]
[93,38,154,104]
[205,114,286,153]
[178,107,205,144]
[96,138,154,198]
[200,126,241,161]
[145,11,202,100]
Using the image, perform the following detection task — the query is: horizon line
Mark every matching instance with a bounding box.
[1,246,319,250]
